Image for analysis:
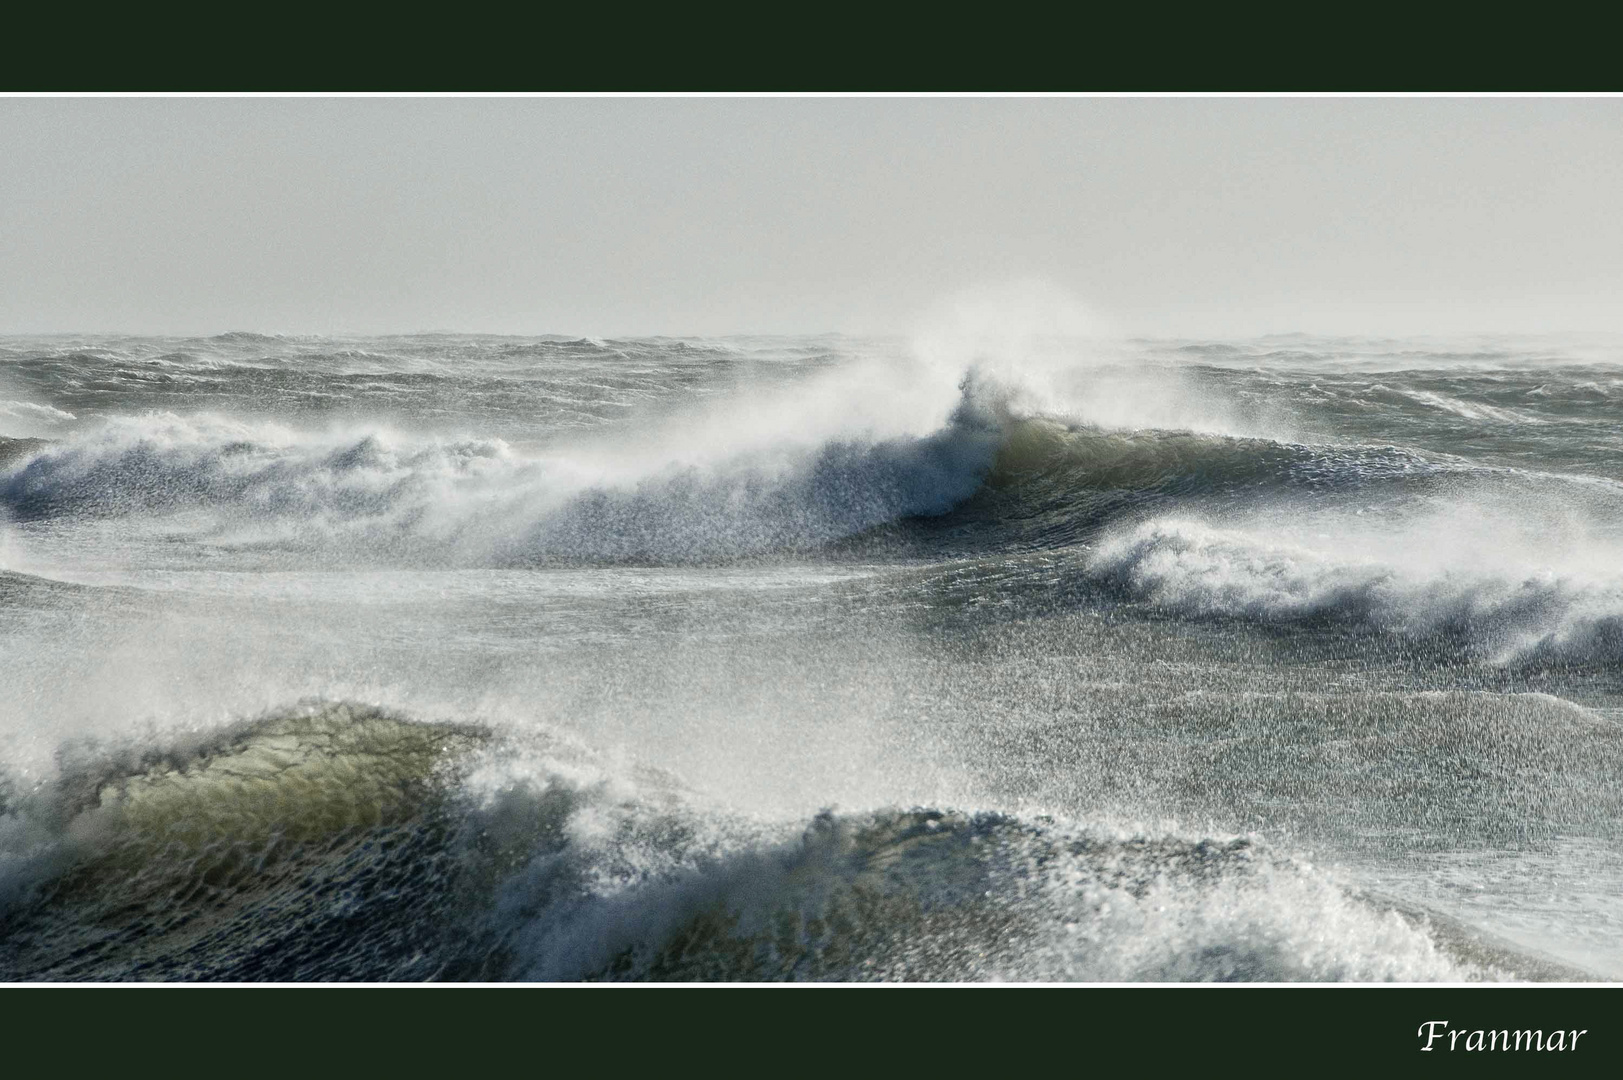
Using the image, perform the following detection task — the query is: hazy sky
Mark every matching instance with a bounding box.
[2,97,1620,338]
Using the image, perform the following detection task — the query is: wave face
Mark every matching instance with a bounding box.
[0,703,487,980]
[5,331,1623,982]
[0,701,1549,983]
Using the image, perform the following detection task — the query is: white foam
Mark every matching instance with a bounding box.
[1398,388,1547,425]
[1089,500,1623,661]
[0,399,76,437]
[482,797,1480,982]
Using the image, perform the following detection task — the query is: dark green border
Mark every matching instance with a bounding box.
[3,985,1619,1069]
[7,7,1621,91]
[5,7,1619,1070]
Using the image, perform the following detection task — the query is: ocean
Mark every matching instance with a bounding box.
[1,330,1619,981]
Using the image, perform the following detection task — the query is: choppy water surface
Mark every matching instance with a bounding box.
[2,331,1621,981]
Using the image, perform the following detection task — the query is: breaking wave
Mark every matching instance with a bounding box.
[0,700,1559,983]
[0,377,1494,567]
[1088,516,1623,662]
[0,407,999,566]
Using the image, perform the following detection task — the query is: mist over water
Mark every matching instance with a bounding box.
[3,321,1622,981]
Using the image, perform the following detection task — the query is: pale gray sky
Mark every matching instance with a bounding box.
[2,97,1620,338]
